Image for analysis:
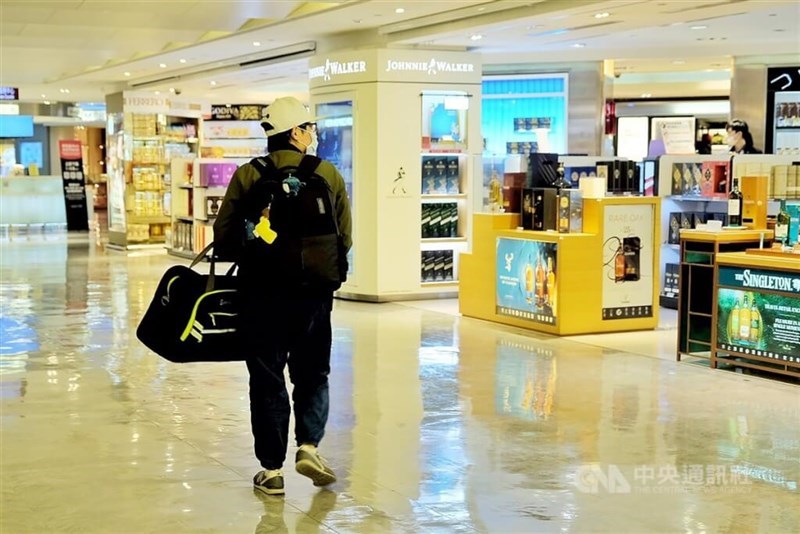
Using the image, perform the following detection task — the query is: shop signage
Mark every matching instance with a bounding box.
[767,66,800,92]
[495,237,558,326]
[207,104,268,121]
[601,204,655,320]
[0,86,19,100]
[309,59,368,82]
[58,140,89,231]
[719,266,800,294]
[384,58,476,75]
[717,287,800,363]
[122,93,208,117]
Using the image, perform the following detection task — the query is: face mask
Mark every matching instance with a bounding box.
[725,135,736,146]
[297,127,318,156]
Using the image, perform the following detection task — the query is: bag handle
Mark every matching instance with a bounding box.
[189,242,237,292]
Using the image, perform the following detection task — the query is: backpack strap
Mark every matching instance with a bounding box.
[295,154,323,183]
[250,156,279,181]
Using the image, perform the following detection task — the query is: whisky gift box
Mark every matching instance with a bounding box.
[741,175,768,229]
[434,252,445,281]
[446,157,460,194]
[671,164,683,196]
[434,158,448,194]
[668,213,681,244]
[680,212,693,232]
[682,163,695,196]
[422,157,436,194]
[421,204,432,238]
[772,165,788,199]
[443,250,454,281]
[522,188,557,231]
[558,189,583,233]
[503,186,522,213]
[429,204,443,238]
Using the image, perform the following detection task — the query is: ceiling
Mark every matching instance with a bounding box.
[1,0,798,105]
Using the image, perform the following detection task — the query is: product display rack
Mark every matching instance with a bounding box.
[105,92,208,251]
[420,152,470,285]
[655,154,734,309]
[167,158,237,258]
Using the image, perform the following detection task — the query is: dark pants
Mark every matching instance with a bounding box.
[240,282,333,470]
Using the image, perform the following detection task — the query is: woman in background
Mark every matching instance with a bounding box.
[726,119,762,154]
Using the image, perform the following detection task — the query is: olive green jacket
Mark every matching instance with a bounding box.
[213,150,353,257]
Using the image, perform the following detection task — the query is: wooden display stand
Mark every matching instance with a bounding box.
[712,251,800,378]
[676,230,772,361]
[460,197,660,336]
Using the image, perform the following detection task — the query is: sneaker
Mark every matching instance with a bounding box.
[253,469,285,496]
[295,445,337,487]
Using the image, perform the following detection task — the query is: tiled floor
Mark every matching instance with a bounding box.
[1,235,798,533]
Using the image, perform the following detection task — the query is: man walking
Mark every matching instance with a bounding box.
[214,97,352,496]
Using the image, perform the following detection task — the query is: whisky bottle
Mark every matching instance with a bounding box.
[555,162,572,192]
[535,253,546,309]
[546,256,557,312]
[615,245,625,282]
[730,299,740,342]
[739,295,751,341]
[749,300,761,344]
[489,168,502,212]
[776,199,791,246]
[728,178,743,227]
[525,258,534,304]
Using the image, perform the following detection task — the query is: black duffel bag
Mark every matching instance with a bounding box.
[136,243,243,363]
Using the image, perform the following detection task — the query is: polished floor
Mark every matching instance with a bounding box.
[1,234,799,533]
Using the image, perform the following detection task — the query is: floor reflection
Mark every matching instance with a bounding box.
[1,235,798,533]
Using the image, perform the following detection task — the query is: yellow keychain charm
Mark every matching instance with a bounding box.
[254,216,278,244]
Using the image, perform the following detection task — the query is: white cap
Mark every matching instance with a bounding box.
[260,97,319,135]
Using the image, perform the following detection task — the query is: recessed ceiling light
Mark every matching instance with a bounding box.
[691,25,707,30]
[124,71,131,77]
[673,60,685,65]
[253,41,261,46]
[154,91,160,95]
[395,7,405,14]
[43,100,51,105]
[477,6,485,11]
[470,34,483,41]
[41,93,46,98]
[594,12,610,19]
[179,58,187,64]
[353,18,362,23]
[169,88,176,93]
[572,43,586,48]
[210,81,217,86]
[159,63,167,68]
[641,93,652,98]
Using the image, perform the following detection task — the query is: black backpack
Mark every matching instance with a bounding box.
[242,155,347,290]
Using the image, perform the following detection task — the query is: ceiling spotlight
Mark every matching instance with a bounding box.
[253,41,261,46]
[43,100,51,105]
[641,93,652,98]
[159,63,167,68]
[477,6,485,11]
[690,25,707,30]
[124,71,131,77]
[672,60,686,65]
[41,93,46,98]
[179,58,187,64]
[155,91,161,95]
[210,81,217,86]
[169,88,176,93]
[470,34,483,41]
[395,7,405,14]
[572,43,586,48]
[594,12,610,19]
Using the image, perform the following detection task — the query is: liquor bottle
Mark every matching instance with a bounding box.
[730,299,740,342]
[789,102,799,127]
[777,103,785,127]
[776,199,791,246]
[615,245,625,282]
[535,253,546,309]
[749,300,761,344]
[554,162,571,192]
[739,294,751,341]
[525,258,534,304]
[489,168,502,213]
[728,177,743,227]
[546,256,556,311]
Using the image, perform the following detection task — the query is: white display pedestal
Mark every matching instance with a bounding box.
[309,48,483,302]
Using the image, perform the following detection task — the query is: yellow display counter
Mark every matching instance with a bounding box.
[712,250,800,378]
[460,197,660,336]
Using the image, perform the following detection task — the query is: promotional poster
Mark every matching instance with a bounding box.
[716,266,800,363]
[496,238,558,325]
[58,140,89,231]
[601,204,654,320]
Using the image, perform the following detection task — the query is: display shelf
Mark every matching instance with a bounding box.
[421,237,468,244]
[178,184,193,190]
[128,215,171,224]
[132,161,166,166]
[422,194,468,200]
[167,248,197,260]
[668,195,728,202]
[175,215,193,223]
[775,126,800,131]
[421,281,459,287]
